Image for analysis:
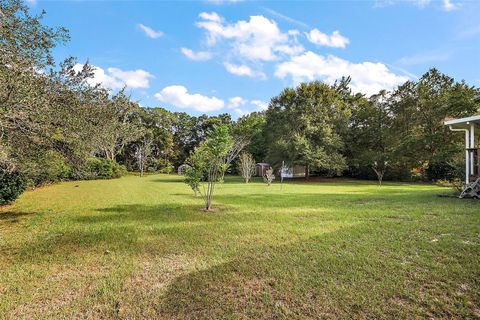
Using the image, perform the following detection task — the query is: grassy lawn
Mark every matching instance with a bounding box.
[0,174,479,319]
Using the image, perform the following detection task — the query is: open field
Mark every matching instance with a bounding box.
[0,174,479,319]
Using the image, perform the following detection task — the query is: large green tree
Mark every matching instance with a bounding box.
[264,81,350,178]
[347,91,398,184]
[0,0,68,174]
[235,111,266,162]
[390,68,480,179]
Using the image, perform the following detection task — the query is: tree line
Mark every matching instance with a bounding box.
[1,0,479,205]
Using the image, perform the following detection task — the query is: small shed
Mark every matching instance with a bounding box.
[281,165,306,178]
[255,163,270,177]
[444,115,480,184]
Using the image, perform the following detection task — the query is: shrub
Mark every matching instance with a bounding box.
[21,150,73,185]
[264,167,275,186]
[86,158,127,179]
[157,159,174,174]
[436,178,464,195]
[238,152,256,183]
[426,161,457,181]
[0,170,27,205]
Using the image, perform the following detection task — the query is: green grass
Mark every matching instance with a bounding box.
[0,174,479,319]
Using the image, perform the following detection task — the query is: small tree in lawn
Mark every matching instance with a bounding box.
[372,160,388,186]
[183,125,232,211]
[134,132,153,177]
[264,167,275,186]
[238,152,256,183]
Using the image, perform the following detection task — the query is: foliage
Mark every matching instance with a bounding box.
[86,157,127,180]
[235,112,267,162]
[0,169,27,205]
[426,160,458,181]
[344,69,479,182]
[155,158,174,174]
[264,81,350,178]
[183,164,202,196]
[237,152,256,183]
[30,150,73,185]
[346,91,398,185]
[0,1,137,189]
[133,131,153,177]
[389,69,479,175]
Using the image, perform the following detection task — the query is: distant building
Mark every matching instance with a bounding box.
[444,115,479,184]
[281,165,306,178]
[444,115,480,199]
[256,162,306,178]
[255,163,270,177]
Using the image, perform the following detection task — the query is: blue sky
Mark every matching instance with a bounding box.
[30,0,480,117]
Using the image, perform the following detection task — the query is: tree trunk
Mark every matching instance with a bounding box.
[305,164,310,180]
[372,167,384,186]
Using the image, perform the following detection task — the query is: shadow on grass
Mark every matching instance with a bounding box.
[153,219,479,319]
[212,190,455,211]
[0,211,33,222]
[8,184,472,264]
[5,184,479,319]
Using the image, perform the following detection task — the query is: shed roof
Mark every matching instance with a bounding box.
[444,115,480,127]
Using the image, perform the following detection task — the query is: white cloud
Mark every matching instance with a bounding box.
[375,0,460,10]
[442,0,459,11]
[107,68,153,89]
[74,64,122,89]
[25,0,37,5]
[305,29,349,48]
[274,51,408,96]
[138,23,163,39]
[288,29,300,36]
[263,7,310,29]
[250,100,268,110]
[230,99,268,116]
[154,85,225,112]
[196,12,303,61]
[227,96,248,108]
[374,0,431,8]
[153,85,266,115]
[414,0,432,7]
[224,62,266,79]
[181,48,213,61]
[199,12,223,22]
[73,64,154,90]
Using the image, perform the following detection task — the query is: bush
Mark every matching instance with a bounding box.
[426,161,457,181]
[37,151,73,184]
[425,162,456,181]
[0,170,27,205]
[436,178,464,195]
[155,158,174,174]
[21,150,73,185]
[86,158,127,179]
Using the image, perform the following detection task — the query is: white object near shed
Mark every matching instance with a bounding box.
[444,115,480,185]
